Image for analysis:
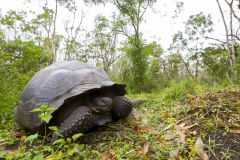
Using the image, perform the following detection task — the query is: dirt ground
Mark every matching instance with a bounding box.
[178,89,240,159]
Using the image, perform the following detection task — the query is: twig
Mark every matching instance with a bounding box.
[176,115,193,124]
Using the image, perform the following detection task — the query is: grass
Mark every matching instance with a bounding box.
[1,83,240,159]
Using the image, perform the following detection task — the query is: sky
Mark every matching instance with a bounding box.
[0,0,231,50]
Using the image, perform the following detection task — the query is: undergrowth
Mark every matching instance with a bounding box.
[1,83,240,159]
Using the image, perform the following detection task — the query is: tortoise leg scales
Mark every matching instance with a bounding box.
[51,106,93,142]
[112,96,132,119]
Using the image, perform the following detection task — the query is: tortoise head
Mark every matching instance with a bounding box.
[88,95,113,113]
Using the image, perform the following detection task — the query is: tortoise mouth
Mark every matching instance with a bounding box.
[90,106,112,113]
[88,96,113,113]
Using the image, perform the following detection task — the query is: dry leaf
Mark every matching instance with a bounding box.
[143,127,161,134]
[141,140,149,155]
[21,135,27,141]
[122,134,131,141]
[229,129,240,134]
[192,105,204,111]
[194,97,201,106]
[133,126,161,135]
[135,139,149,157]
[130,117,139,125]
[148,129,161,135]
[133,112,148,124]
[179,123,186,128]
[100,149,116,160]
[164,131,175,140]
[189,97,195,105]
[100,153,112,160]
[184,123,198,130]
[169,150,179,159]
[139,128,150,133]
[195,136,209,160]
[109,149,116,157]
[133,125,140,131]
[150,109,158,114]
[156,138,173,145]
[11,145,26,153]
[161,111,168,119]
[175,125,186,144]
[190,130,198,135]
[10,132,26,137]
[0,139,6,143]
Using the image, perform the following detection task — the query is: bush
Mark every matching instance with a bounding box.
[163,79,196,100]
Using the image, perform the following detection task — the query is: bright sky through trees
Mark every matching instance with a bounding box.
[1,0,225,50]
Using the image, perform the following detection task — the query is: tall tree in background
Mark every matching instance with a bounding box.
[60,1,93,61]
[215,0,240,80]
[86,14,120,73]
[112,0,157,92]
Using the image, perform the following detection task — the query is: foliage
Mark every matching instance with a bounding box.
[163,78,196,100]
[200,46,230,84]
[185,12,214,38]
[0,39,51,120]
[123,37,150,92]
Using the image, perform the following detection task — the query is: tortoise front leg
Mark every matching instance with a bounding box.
[112,96,132,119]
[51,106,93,143]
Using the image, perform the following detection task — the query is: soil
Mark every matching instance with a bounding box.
[178,89,240,160]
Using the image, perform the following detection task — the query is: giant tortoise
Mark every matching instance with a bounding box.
[14,60,132,141]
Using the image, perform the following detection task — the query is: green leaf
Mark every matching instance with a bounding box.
[0,151,7,158]
[39,113,52,123]
[33,154,44,160]
[67,144,79,156]
[40,104,48,109]
[72,133,83,142]
[46,107,56,111]
[24,132,38,145]
[30,108,42,112]
[53,138,66,145]
[45,151,62,160]
[48,126,58,131]
[54,131,64,138]
[67,138,72,144]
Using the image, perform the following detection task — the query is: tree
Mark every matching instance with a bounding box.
[160,53,182,82]
[200,46,229,84]
[0,10,26,40]
[170,30,202,80]
[215,0,239,79]
[61,1,89,61]
[86,14,120,73]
